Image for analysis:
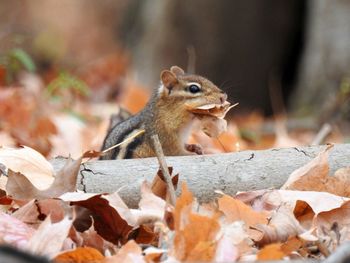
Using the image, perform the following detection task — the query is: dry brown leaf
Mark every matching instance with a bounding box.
[257,243,285,260]
[255,207,304,245]
[280,145,350,197]
[151,167,179,201]
[172,183,220,261]
[36,199,67,223]
[74,224,116,254]
[316,200,350,234]
[239,189,349,217]
[144,247,166,262]
[173,182,194,231]
[333,167,350,197]
[280,236,303,255]
[214,222,248,262]
[26,216,72,258]
[173,213,220,261]
[293,200,315,229]
[218,194,269,240]
[281,145,332,190]
[133,224,157,244]
[61,192,133,244]
[6,155,82,200]
[12,199,67,225]
[103,240,144,263]
[54,247,105,263]
[0,146,54,190]
[199,115,227,138]
[12,199,40,225]
[186,101,237,118]
[130,181,165,226]
[218,194,269,227]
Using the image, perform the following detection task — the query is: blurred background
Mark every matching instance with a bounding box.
[0,0,349,158]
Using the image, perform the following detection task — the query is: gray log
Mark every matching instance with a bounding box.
[52,144,350,207]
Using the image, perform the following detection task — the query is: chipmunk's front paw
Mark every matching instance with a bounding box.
[185,143,203,155]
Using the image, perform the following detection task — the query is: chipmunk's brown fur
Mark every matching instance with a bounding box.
[100,66,227,159]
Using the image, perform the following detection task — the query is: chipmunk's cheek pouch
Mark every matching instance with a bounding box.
[187,101,238,138]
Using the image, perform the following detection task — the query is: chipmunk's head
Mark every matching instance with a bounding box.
[158,66,227,108]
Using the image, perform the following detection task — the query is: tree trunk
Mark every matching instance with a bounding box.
[291,0,350,116]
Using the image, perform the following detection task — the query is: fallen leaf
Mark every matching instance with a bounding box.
[0,146,54,190]
[280,145,350,197]
[6,155,82,200]
[187,101,237,118]
[199,115,227,138]
[61,192,133,244]
[257,243,285,260]
[316,200,350,231]
[281,236,303,255]
[255,207,304,245]
[218,194,269,227]
[281,145,332,190]
[214,222,248,262]
[54,247,104,262]
[103,240,145,263]
[173,182,194,232]
[133,224,157,245]
[74,224,116,254]
[131,181,165,225]
[151,167,178,201]
[144,247,166,262]
[12,199,40,225]
[172,183,220,261]
[293,200,315,229]
[26,216,72,258]
[237,189,349,217]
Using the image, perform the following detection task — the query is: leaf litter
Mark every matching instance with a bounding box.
[0,145,350,262]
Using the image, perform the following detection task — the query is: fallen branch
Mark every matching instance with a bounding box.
[51,144,350,207]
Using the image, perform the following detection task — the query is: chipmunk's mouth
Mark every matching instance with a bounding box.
[185,101,238,119]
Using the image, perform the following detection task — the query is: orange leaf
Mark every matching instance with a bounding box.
[103,240,143,263]
[173,213,220,261]
[174,182,194,231]
[55,247,104,262]
[218,195,269,227]
[257,243,285,260]
[281,236,303,255]
[280,144,350,197]
[171,183,220,261]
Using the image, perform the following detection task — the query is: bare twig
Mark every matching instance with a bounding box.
[150,134,177,206]
[311,123,332,145]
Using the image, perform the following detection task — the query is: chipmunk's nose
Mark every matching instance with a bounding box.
[220,93,228,104]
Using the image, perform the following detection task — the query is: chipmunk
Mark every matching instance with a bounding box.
[100,66,228,160]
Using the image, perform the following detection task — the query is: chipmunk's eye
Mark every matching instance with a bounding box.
[188,84,201,93]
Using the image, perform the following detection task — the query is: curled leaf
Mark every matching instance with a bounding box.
[186,101,238,118]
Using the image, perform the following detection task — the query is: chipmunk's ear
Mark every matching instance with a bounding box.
[160,70,178,92]
[170,66,185,76]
